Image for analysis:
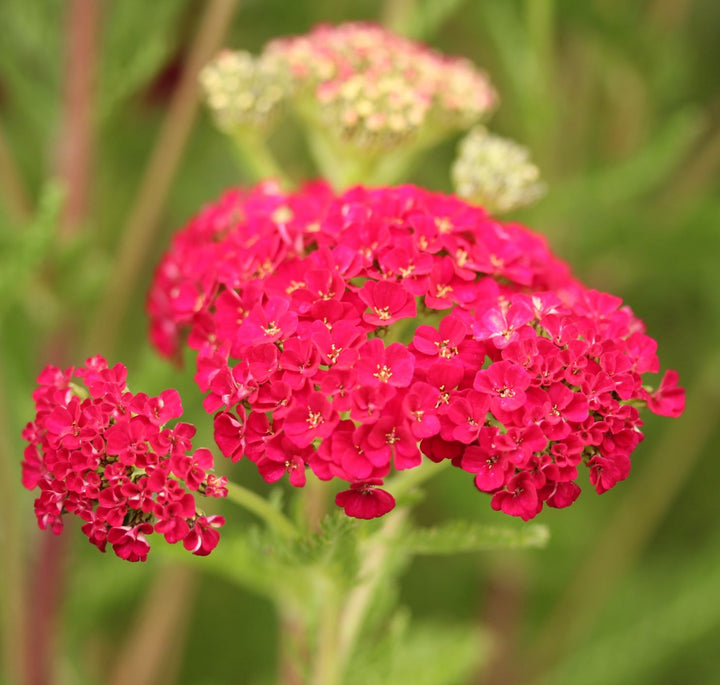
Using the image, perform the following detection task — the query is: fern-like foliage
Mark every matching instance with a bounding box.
[403,519,550,556]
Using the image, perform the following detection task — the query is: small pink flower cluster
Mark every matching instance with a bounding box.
[148,182,684,521]
[21,356,226,561]
[264,22,496,141]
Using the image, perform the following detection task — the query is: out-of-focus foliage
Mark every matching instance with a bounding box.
[2,1,719,684]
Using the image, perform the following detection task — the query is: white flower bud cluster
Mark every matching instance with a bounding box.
[452,127,546,213]
[200,50,289,134]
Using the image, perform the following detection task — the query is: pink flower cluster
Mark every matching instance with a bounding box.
[21,356,226,561]
[265,22,496,140]
[148,182,684,521]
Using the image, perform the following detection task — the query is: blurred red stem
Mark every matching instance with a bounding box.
[108,567,196,685]
[25,534,68,685]
[56,0,99,233]
[87,0,241,358]
[24,4,102,683]
[278,608,309,685]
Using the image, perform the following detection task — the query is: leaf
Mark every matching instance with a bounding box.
[401,519,550,555]
[347,614,488,685]
[157,513,362,602]
[155,525,302,602]
[278,512,362,586]
[0,181,63,320]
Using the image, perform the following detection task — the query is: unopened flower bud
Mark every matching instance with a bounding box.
[453,126,546,213]
[200,50,289,134]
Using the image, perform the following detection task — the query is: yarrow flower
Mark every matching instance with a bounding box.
[200,50,290,135]
[21,356,226,561]
[148,182,685,522]
[265,22,496,149]
[201,23,496,156]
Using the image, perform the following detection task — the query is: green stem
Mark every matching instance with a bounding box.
[311,576,343,685]
[226,480,298,538]
[300,477,331,533]
[233,131,292,187]
[335,506,409,675]
[386,456,452,500]
[305,128,346,189]
[277,603,308,685]
[524,0,556,170]
[305,129,377,191]
[304,124,385,190]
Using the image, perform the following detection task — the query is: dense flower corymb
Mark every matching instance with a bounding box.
[22,356,226,561]
[266,22,497,145]
[201,22,496,152]
[148,182,684,522]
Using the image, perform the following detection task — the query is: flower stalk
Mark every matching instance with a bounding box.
[336,506,409,675]
[232,131,291,187]
[226,480,299,538]
[311,575,344,685]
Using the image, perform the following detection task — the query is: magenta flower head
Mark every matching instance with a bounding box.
[148,182,684,522]
[22,356,226,561]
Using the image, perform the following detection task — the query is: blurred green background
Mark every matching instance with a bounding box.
[1,1,719,684]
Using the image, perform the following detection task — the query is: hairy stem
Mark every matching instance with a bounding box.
[311,576,343,685]
[385,456,452,500]
[335,506,408,676]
